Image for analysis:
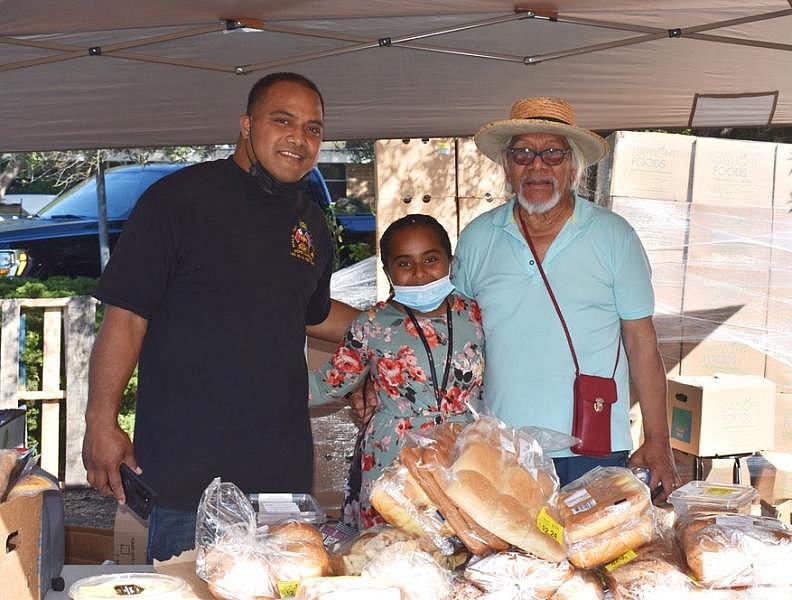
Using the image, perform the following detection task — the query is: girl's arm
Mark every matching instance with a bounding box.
[309,326,371,407]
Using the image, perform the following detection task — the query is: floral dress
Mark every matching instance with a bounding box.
[309,293,485,529]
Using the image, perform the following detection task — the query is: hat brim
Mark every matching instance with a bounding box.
[474,119,608,167]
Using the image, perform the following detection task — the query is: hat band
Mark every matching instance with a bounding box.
[523,115,572,125]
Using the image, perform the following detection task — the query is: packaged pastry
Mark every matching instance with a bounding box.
[362,543,453,600]
[549,569,604,600]
[464,551,574,598]
[69,573,184,599]
[668,481,757,517]
[370,460,456,554]
[675,512,792,588]
[603,534,696,600]
[434,417,566,561]
[557,466,655,568]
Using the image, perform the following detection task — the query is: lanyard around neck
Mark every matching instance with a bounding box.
[404,300,453,418]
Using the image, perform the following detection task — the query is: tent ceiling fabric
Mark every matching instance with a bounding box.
[1,1,791,151]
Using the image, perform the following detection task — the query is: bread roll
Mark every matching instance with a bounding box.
[603,536,694,600]
[676,513,792,588]
[549,570,604,600]
[203,546,277,600]
[370,462,455,543]
[270,541,330,582]
[557,467,650,544]
[567,513,655,569]
[269,521,324,547]
[442,442,565,562]
[0,449,18,499]
[332,527,416,575]
[6,473,59,500]
[464,551,574,598]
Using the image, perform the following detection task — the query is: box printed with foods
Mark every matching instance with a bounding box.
[667,374,775,456]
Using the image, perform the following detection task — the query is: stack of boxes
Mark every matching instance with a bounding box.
[598,131,792,519]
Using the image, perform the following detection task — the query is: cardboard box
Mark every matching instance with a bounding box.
[667,374,775,455]
[749,451,792,503]
[761,498,792,526]
[0,493,43,599]
[114,505,148,565]
[680,341,767,377]
[597,131,694,204]
[775,143,792,209]
[774,393,792,452]
[64,525,114,565]
[691,137,776,207]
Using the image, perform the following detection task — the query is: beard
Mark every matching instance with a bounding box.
[516,174,562,215]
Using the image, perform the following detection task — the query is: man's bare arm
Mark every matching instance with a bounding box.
[306,299,360,343]
[82,304,147,502]
[621,316,680,502]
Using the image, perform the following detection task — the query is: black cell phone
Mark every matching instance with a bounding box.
[119,463,157,519]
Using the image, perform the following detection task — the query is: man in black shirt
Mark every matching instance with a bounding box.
[82,72,358,561]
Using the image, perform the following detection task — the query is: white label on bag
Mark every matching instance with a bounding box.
[257,493,294,502]
[571,499,597,514]
[563,488,593,508]
[261,502,300,513]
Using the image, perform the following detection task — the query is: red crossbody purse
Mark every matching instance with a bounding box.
[519,217,620,457]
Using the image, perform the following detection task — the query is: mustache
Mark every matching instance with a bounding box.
[520,174,557,187]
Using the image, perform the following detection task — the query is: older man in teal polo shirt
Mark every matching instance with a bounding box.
[453,97,679,501]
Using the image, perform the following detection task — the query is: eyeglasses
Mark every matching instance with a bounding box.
[506,146,572,166]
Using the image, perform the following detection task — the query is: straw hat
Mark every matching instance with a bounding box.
[474,97,608,167]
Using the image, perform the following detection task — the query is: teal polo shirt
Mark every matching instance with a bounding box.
[453,196,654,457]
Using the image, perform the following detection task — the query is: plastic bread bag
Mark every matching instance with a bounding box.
[398,422,510,556]
[548,569,604,600]
[6,465,60,500]
[0,447,37,501]
[434,417,567,561]
[602,528,697,600]
[369,459,457,555]
[557,466,652,544]
[328,524,465,576]
[463,551,574,599]
[674,512,792,588]
[362,542,454,600]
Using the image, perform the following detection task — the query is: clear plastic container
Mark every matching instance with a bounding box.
[69,573,185,599]
[248,492,327,525]
[668,480,758,517]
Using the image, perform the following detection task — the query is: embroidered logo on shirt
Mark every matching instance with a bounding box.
[290,220,316,265]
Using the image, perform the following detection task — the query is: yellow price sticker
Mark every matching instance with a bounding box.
[703,487,735,496]
[277,580,300,597]
[604,549,638,571]
[536,507,564,544]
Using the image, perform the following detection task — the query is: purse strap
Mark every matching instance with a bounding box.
[517,211,620,378]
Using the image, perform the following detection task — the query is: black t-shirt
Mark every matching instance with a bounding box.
[94,158,332,510]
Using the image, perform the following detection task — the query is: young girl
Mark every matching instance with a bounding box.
[310,214,484,529]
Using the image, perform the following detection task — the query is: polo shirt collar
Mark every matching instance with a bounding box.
[498,193,595,232]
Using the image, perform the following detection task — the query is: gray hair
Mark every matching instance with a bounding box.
[500,136,587,195]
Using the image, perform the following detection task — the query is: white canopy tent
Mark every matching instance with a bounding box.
[1,1,791,151]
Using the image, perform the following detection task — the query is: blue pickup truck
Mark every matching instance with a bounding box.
[0,163,374,278]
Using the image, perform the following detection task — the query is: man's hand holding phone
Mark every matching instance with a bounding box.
[119,463,158,519]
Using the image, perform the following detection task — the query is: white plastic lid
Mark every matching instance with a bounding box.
[69,573,185,599]
[668,480,758,512]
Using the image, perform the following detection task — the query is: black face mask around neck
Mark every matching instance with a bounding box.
[248,161,308,197]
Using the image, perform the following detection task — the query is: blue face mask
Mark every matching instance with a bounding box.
[392,275,455,313]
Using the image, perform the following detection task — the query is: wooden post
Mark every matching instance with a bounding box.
[40,306,62,476]
[64,296,95,486]
[0,299,21,409]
